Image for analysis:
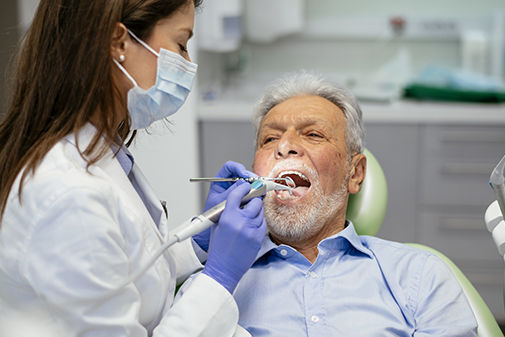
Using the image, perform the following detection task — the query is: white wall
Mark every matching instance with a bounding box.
[197,0,505,99]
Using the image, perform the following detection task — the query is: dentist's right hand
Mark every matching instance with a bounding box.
[202,181,267,294]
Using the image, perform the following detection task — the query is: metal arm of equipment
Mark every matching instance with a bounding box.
[115,180,291,291]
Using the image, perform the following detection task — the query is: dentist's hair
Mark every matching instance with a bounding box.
[253,71,365,155]
[0,0,202,221]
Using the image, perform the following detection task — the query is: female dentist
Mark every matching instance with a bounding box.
[0,0,265,336]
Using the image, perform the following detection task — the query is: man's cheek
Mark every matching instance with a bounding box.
[252,154,269,176]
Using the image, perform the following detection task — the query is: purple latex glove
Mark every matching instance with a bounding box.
[193,161,256,251]
[202,182,266,294]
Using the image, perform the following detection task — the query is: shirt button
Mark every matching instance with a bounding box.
[311,315,320,323]
[280,249,288,256]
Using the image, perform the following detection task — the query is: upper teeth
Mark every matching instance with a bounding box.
[277,171,309,182]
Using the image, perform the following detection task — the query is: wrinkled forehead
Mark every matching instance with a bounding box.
[258,95,346,132]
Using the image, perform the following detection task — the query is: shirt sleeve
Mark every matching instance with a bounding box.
[154,273,248,337]
[412,254,478,337]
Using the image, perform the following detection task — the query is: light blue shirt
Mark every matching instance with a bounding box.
[233,222,478,337]
[115,144,163,224]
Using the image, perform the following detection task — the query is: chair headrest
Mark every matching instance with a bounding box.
[346,149,388,236]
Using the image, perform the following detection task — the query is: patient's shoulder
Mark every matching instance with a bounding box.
[360,235,437,273]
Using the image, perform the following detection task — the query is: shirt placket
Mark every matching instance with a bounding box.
[303,250,327,337]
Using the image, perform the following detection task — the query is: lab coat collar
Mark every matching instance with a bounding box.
[254,220,373,263]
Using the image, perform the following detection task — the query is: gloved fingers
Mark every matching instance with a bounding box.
[225,182,252,209]
[241,197,264,219]
[249,206,265,229]
[260,217,267,231]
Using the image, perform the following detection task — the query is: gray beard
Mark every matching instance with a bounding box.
[263,177,348,244]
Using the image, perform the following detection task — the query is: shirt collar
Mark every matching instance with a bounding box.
[112,143,135,176]
[254,220,373,262]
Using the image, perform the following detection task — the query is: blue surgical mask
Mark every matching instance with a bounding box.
[113,30,198,130]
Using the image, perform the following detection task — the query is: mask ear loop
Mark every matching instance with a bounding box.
[127,29,160,58]
[112,58,138,87]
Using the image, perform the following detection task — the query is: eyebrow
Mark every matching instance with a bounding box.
[262,118,330,131]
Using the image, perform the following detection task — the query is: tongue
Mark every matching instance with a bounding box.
[292,186,309,196]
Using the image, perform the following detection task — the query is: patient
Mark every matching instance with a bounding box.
[232,71,478,336]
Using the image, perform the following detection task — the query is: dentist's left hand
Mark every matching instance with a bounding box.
[202,181,266,294]
[193,161,256,251]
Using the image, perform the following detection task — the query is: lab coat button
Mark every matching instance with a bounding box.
[311,315,320,323]
[309,271,317,278]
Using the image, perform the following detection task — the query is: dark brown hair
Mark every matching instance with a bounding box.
[0,0,202,220]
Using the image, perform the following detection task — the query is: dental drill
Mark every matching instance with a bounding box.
[114,179,292,291]
[485,154,505,256]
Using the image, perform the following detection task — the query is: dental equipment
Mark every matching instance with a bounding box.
[112,179,292,293]
[490,154,505,218]
[485,154,505,256]
[190,176,296,188]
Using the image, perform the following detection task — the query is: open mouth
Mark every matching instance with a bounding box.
[274,170,312,200]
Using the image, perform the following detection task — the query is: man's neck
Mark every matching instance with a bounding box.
[271,215,347,264]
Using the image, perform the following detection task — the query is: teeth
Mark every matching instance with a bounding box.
[276,191,297,200]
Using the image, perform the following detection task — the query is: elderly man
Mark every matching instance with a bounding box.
[232,72,478,336]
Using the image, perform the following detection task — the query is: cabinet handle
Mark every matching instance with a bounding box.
[441,131,505,143]
[440,163,492,175]
[439,217,484,231]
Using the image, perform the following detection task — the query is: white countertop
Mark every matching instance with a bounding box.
[198,99,505,125]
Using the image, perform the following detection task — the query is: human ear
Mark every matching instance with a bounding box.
[110,22,129,62]
[348,153,366,194]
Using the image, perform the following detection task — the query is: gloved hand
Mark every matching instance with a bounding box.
[193,161,256,251]
[202,181,266,294]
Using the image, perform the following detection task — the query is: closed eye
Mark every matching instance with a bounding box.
[178,43,188,54]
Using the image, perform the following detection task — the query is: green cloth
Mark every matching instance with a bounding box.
[404,83,505,103]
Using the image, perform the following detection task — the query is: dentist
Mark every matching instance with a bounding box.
[0,1,265,336]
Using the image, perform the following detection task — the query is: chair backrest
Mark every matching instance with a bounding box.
[346,149,504,337]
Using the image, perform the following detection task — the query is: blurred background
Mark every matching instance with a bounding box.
[2,0,505,327]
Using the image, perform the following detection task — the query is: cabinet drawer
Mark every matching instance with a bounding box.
[417,211,503,263]
[416,210,505,320]
[420,125,505,206]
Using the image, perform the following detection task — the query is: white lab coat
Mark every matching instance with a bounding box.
[0,124,249,337]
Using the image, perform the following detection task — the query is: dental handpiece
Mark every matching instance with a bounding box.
[490,154,505,218]
[190,176,296,188]
[111,180,291,293]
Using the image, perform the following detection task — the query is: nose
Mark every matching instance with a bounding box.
[275,130,304,159]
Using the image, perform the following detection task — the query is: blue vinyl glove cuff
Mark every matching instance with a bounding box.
[202,182,266,294]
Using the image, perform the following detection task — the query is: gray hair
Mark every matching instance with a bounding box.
[253,71,365,154]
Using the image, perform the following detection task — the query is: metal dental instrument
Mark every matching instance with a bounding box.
[190,176,296,188]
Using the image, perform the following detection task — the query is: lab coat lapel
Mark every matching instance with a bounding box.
[129,164,170,238]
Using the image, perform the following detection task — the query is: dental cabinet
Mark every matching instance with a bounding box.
[197,100,505,321]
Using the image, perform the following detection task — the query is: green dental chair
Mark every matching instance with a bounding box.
[346,149,504,337]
